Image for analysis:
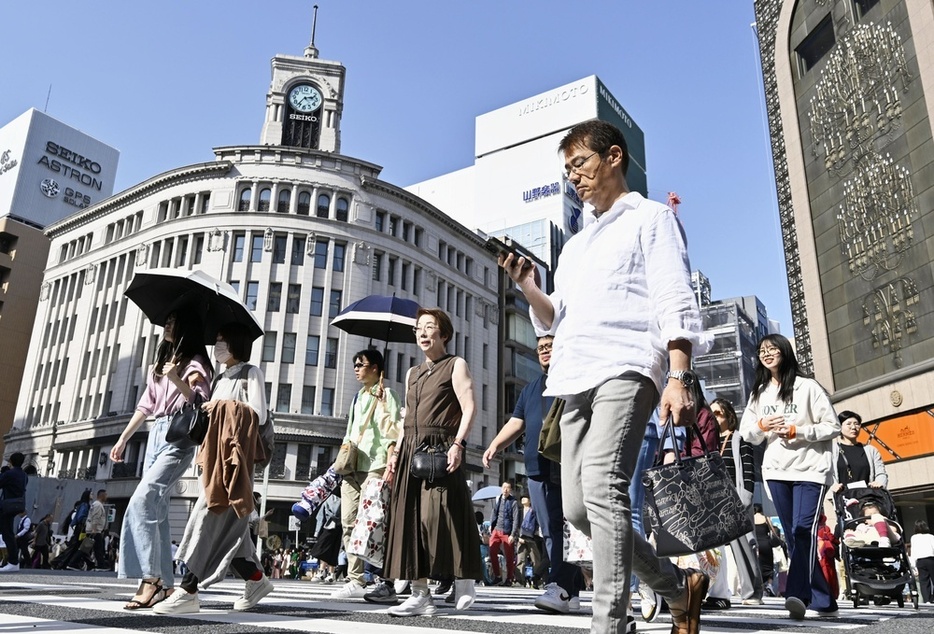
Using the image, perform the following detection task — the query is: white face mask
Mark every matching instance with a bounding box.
[214,341,232,365]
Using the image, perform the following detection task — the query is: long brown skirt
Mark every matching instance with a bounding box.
[383,429,483,581]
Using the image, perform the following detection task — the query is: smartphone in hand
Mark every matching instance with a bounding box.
[484,236,533,271]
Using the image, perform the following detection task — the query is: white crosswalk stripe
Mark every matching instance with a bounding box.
[0,574,923,633]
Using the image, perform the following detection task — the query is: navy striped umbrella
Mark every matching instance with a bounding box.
[330,294,420,344]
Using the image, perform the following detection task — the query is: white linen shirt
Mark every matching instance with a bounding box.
[532,192,705,397]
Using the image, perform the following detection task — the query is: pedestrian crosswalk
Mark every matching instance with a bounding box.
[0,571,923,633]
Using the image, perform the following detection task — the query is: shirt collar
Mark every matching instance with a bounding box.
[592,191,642,222]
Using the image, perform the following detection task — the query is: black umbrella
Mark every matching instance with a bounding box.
[125,268,263,343]
[330,294,420,344]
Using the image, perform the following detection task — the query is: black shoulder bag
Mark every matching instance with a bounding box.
[409,363,451,482]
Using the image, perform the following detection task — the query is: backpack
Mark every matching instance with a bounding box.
[232,364,276,468]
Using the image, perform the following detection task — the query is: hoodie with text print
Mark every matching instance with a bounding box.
[739,376,840,486]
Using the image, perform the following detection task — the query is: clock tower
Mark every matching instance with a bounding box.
[260,31,345,152]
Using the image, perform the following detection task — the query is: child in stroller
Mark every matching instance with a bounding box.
[834,486,919,609]
[843,500,901,549]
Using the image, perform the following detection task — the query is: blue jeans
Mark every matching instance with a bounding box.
[561,374,686,634]
[628,433,659,592]
[118,416,195,586]
[528,476,581,597]
[768,479,836,612]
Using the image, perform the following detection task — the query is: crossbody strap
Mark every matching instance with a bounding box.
[351,391,379,444]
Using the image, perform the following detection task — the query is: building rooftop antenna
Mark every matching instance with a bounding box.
[305,4,319,59]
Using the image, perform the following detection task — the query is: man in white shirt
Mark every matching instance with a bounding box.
[500,119,708,634]
[85,489,108,569]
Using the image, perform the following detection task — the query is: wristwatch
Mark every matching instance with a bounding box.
[666,370,697,387]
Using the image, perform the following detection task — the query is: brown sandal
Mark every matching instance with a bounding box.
[124,579,166,610]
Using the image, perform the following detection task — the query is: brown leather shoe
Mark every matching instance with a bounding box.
[667,568,709,634]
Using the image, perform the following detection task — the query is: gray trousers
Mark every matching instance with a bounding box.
[561,374,686,634]
[730,530,764,600]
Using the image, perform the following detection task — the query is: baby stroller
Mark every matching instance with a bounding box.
[834,486,919,609]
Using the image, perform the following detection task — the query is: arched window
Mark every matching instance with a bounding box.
[317,194,330,218]
[277,189,291,213]
[336,197,349,222]
[297,192,311,215]
[257,188,271,212]
[238,188,252,212]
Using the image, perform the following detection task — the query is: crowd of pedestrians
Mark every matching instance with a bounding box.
[2,118,929,634]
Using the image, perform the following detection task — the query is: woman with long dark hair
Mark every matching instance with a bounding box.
[739,334,840,620]
[112,309,212,610]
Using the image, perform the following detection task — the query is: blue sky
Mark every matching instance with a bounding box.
[2,1,792,332]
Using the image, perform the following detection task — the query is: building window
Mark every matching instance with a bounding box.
[333,242,346,272]
[245,281,259,310]
[306,335,320,366]
[402,221,411,242]
[336,197,349,222]
[272,234,287,264]
[387,257,397,286]
[414,227,423,247]
[257,188,271,212]
[325,337,338,368]
[277,189,291,213]
[193,235,204,265]
[238,188,251,212]
[389,215,398,237]
[276,383,291,412]
[267,282,282,312]
[282,333,297,364]
[314,239,328,269]
[317,194,330,218]
[483,343,488,369]
[796,13,835,74]
[297,191,311,215]
[321,388,335,416]
[372,251,383,281]
[396,352,405,383]
[310,287,324,316]
[301,386,316,414]
[287,284,301,313]
[230,233,245,262]
[853,0,879,19]
[329,290,342,319]
[262,332,277,362]
[250,234,263,262]
[291,234,305,265]
[375,211,386,232]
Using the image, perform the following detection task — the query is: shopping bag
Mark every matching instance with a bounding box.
[643,418,753,557]
[563,518,593,563]
[347,478,391,567]
[300,465,343,511]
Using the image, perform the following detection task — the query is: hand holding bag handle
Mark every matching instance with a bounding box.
[642,416,754,557]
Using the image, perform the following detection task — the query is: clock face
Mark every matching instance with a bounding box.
[289,84,322,113]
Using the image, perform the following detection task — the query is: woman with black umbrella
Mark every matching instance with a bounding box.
[111,310,212,610]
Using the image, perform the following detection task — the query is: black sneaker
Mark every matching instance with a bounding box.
[363,581,399,605]
[435,580,452,595]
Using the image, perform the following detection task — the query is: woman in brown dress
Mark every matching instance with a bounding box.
[384,307,482,617]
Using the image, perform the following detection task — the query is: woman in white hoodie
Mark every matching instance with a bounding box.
[739,334,840,621]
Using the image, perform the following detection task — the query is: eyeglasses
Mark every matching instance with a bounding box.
[413,324,438,335]
[353,363,371,370]
[758,346,781,357]
[536,343,553,354]
[564,151,601,179]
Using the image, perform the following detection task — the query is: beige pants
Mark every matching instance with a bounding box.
[341,469,385,585]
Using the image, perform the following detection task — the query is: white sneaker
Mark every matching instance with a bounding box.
[393,579,411,594]
[639,584,659,621]
[805,608,839,618]
[0,563,20,572]
[234,576,274,611]
[153,589,200,615]
[331,580,366,599]
[454,579,475,610]
[569,595,581,611]
[387,589,436,617]
[785,596,806,620]
[534,582,572,614]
